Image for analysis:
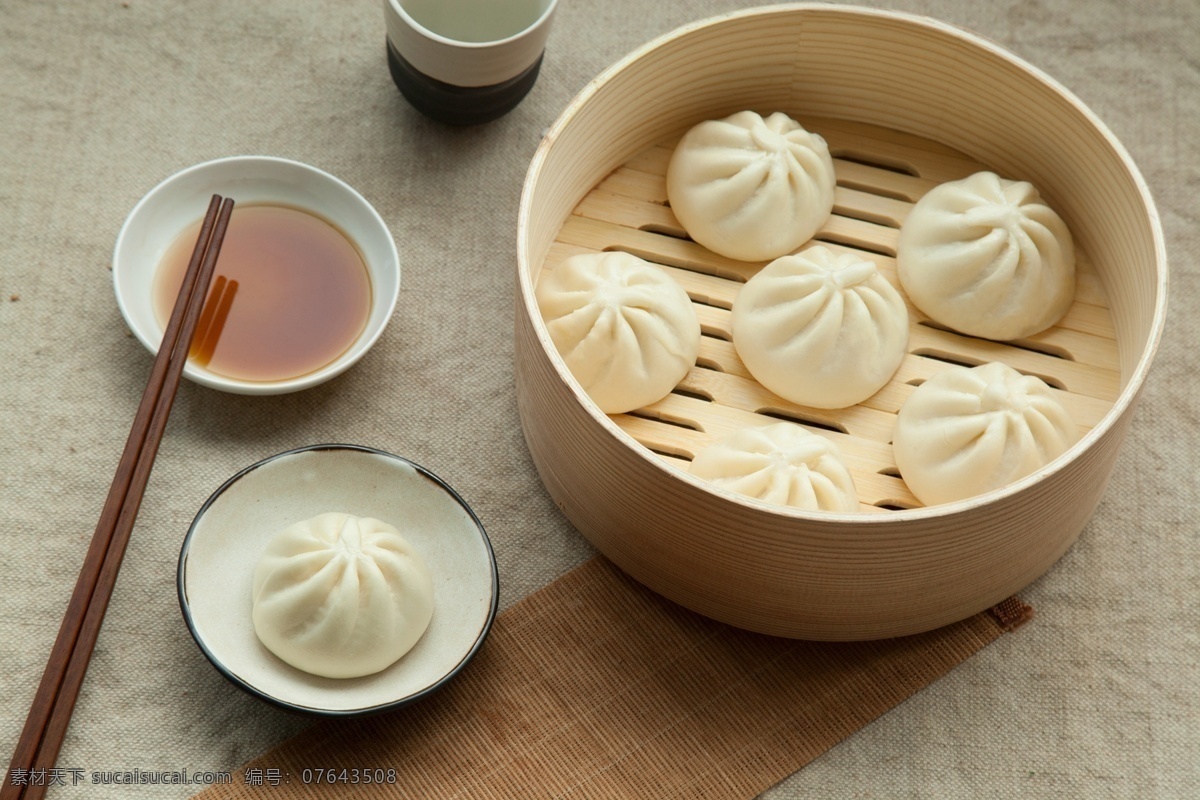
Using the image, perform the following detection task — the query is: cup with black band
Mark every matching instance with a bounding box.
[384,0,559,125]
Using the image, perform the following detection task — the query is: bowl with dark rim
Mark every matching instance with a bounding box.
[178,444,498,716]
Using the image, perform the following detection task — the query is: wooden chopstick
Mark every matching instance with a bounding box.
[1,195,234,800]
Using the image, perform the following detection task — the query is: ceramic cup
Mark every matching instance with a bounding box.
[383,0,558,125]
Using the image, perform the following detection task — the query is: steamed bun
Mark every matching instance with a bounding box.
[892,362,1080,506]
[690,422,858,512]
[666,111,835,262]
[252,512,434,679]
[897,171,1076,341]
[536,251,700,414]
[732,245,908,409]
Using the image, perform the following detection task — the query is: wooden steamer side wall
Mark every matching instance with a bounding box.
[515,6,1165,639]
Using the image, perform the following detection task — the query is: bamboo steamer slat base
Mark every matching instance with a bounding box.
[515,5,1167,639]
[541,119,1121,513]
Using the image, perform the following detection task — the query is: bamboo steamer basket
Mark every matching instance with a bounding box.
[515,4,1167,639]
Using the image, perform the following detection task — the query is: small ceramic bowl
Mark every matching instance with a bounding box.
[113,156,400,395]
[178,444,498,717]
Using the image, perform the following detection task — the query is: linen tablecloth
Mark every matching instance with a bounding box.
[1,1,1196,797]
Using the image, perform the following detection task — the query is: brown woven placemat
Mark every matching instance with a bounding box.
[194,556,1030,800]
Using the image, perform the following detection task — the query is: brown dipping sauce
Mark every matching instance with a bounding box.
[153,204,372,383]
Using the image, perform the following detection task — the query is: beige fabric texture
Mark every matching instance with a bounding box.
[190,558,1024,800]
[0,0,1195,798]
